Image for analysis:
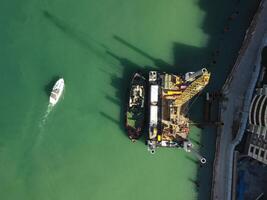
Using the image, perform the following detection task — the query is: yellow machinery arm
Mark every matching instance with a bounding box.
[174,71,211,106]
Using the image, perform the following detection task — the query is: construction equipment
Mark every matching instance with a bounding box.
[175,68,211,106]
[146,69,211,159]
[183,140,207,164]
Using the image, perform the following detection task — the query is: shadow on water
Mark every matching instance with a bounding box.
[99,111,120,125]
[186,155,199,164]
[44,76,60,96]
[189,177,200,186]
[261,46,267,66]
[42,10,107,61]
[189,136,203,147]
[105,94,120,106]
[101,49,155,143]
[188,1,260,199]
[113,35,173,71]
[103,37,176,143]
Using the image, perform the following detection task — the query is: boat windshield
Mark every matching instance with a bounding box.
[53,88,60,94]
[51,93,57,100]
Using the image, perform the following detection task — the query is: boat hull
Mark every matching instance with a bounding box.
[125,73,146,142]
[49,78,64,106]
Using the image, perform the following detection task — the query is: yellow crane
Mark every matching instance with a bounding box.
[174,69,211,106]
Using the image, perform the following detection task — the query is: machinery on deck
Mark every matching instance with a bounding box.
[147,68,211,163]
[175,68,210,106]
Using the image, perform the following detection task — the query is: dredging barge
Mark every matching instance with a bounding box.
[147,68,211,163]
[125,68,211,163]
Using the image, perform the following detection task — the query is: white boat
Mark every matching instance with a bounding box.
[49,78,64,106]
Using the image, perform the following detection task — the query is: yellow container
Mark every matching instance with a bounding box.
[157,135,162,141]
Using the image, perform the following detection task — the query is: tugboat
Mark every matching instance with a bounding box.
[126,73,146,142]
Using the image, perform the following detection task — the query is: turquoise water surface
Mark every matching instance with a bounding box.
[0,0,259,199]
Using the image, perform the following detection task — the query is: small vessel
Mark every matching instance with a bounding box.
[49,78,64,106]
[126,73,146,142]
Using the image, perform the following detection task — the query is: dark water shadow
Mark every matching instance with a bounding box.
[261,46,267,85]
[189,177,200,188]
[44,76,60,96]
[186,155,199,164]
[176,0,260,199]
[113,35,173,71]
[42,11,108,62]
[105,94,120,106]
[261,46,267,66]
[192,1,260,199]
[99,111,120,125]
[189,137,203,147]
[102,49,156,143]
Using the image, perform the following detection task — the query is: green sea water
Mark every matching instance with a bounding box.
[0,0,259,200]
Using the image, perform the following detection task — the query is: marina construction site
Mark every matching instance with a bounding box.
[0,0,264,200]
[146,69,210,164]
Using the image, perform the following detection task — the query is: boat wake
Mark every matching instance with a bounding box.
[37,79,65,145]
[39,104,53,128]
[39,85,65,129]
[35,104,54,147]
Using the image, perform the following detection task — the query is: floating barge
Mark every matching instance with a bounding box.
[147,69,211,163]
[126,73,146,142]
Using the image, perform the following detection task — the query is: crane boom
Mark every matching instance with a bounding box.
[174,69,211,106]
